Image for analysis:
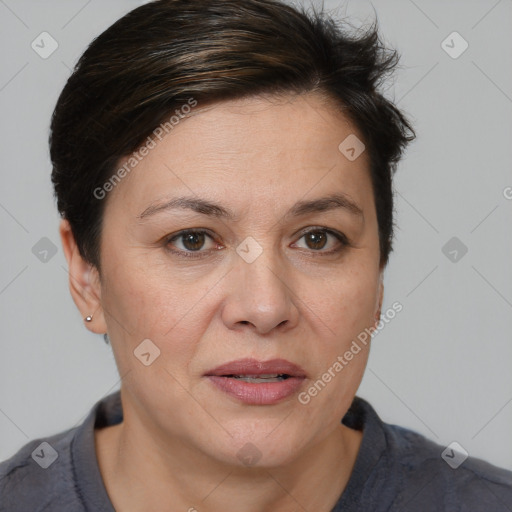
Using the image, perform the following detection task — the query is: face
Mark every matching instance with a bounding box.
[67,93,383,467]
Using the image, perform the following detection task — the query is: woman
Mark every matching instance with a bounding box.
[1,0,511,510]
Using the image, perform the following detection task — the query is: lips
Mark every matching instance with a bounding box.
[205,358,306,378]
[204,358,306,405]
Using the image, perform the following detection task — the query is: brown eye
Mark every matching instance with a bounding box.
[304,231,328,250]
[181,232,206,251]
[293,228,348,254]
[166,230,216,255]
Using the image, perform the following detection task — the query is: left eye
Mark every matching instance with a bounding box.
[293,229,345,252]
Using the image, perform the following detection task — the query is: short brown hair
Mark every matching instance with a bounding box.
[50,0,415,269]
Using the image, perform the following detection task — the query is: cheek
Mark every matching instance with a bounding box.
[296,270,378,424]
[296,262,379,404]
[100,259,209,369]
[308,264,380,340]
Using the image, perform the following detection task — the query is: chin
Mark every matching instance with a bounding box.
[206,422,308,469]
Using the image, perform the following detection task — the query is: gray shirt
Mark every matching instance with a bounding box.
[1,391,511,511]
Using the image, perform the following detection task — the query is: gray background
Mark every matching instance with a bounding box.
[1,0,511,471]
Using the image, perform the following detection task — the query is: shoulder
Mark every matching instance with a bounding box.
[383,422,512,510]
[344,397,512,511]
[0,426,83,512]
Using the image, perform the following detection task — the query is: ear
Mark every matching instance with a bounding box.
[374,273,384,327]
[59,219,107,334]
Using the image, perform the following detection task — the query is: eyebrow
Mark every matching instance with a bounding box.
[137,193,363,221]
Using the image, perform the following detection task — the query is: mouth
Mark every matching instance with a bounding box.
[222,374,292,383]
[205,358,307,378]
[204,358,307,405]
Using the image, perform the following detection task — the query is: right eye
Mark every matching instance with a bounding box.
[165,229,220,258]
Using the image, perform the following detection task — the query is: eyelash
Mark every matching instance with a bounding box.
[164,228,350,259]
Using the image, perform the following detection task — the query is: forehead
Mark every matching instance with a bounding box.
[108,93,373,215]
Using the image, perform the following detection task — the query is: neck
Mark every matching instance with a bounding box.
[95,402,362,512]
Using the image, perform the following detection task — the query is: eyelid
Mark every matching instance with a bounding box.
[165,229,219,256]
[166,228,216,243]
[294,226,349,244]
[291,227,349,253]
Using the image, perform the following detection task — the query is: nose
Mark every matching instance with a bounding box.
[221,248,300,335]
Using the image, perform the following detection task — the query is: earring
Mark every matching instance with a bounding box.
[85,315,93,322]
[103,333,110,344]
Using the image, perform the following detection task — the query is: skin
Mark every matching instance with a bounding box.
[60,92,384,512]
